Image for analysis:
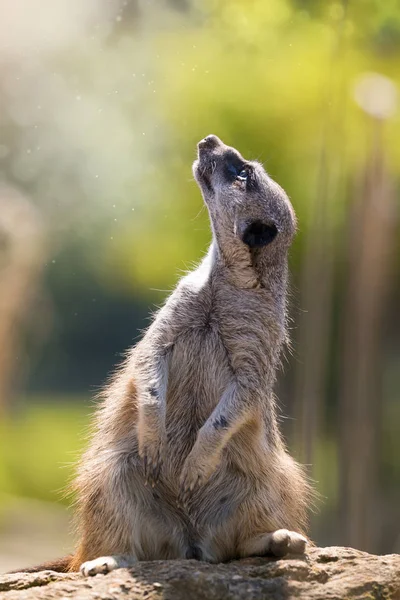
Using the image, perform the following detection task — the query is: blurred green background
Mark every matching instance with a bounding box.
[0,0,399,571]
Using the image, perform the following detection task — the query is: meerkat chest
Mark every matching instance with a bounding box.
[217,289,284,368]
[166,325,231,432]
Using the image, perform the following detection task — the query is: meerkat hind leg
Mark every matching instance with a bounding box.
[240,529,307,559]
[80,554,137,577]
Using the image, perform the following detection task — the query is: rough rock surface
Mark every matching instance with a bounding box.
[1,546,399,600]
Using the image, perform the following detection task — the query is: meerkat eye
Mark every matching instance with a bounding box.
[237,169,248,181]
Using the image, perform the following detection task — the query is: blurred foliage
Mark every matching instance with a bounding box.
[103,0,400,292]
[0,398,89,505]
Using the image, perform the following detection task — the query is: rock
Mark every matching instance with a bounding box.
[0,546,399,600]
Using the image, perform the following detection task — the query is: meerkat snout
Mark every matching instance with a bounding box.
[198,134,222,150]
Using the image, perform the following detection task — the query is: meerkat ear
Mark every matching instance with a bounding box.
[242,220,278,249]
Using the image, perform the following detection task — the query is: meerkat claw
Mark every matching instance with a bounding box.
[178,470,205,508]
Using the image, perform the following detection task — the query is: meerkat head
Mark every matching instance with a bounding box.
[193,135,296,261]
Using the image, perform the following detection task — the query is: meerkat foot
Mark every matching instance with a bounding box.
[286,530,308,554]
[80,554,137,577]
[268,529,307,556]
[240,529,307,559]
[268,529,307,557]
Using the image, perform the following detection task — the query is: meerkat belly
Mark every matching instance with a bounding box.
[165,327,231,460]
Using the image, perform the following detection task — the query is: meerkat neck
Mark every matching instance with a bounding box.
[208,235,258,289]
[209,235,289,298]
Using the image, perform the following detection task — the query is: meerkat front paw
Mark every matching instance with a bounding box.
[138,433,166,486]
[178,450,217,506]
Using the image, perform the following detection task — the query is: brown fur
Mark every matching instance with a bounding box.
[55,136,315,575]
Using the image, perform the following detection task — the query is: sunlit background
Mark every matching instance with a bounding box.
[0,0,399,572]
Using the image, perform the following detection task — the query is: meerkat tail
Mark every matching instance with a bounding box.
[7,555,73,574]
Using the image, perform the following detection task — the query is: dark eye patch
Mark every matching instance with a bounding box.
[225,162,245,181]
[226,163,241,177]
[223,150,246,181]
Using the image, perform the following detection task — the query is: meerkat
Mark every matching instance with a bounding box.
[17,135,313,576]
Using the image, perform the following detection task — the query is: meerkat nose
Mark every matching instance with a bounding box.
[198,134,222,150]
